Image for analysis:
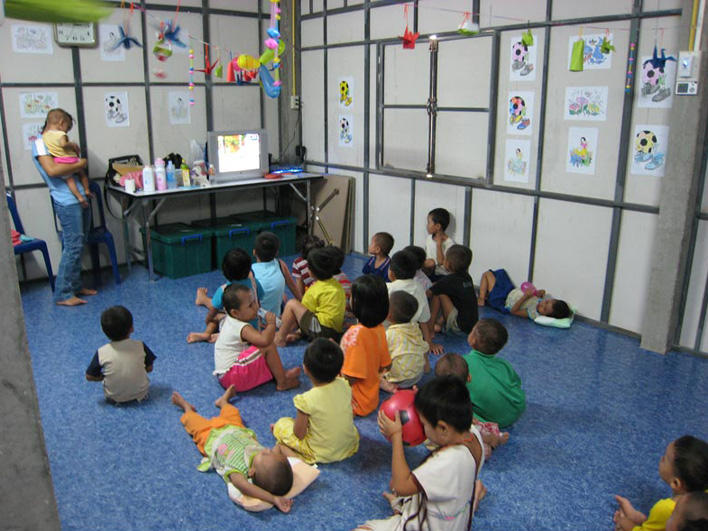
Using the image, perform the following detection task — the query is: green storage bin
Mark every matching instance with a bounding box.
[212,221,256,265]
[235,211,297,257]
[141,223,213,279]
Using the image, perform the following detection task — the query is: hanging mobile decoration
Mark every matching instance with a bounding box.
[214,47,224,79]
[196,43,219,75]
[521,24,534,46]
[600,28,615,54]
[625,41,636,93]
[259,0,282,98]
[457,12,479,35]
[113,1,142,50]
[188,46,195,105]
[399,4,419,49]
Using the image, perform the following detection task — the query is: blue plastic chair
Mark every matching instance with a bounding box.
[6,191,55,291]
[86,180,120,286]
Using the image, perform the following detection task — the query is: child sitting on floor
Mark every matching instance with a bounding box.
[465,319,526,428]
[291,234,324,299]
[614,435,708,531]
[363,231,394,282]
[85,306,156,404]
[403,245,432,293]
[275,247,346,346]
[429,244,478,336]
[214,284,300,392]
[434,352,510,459]
[340,274,391,416]
[172,385,294,513]
[252,231,301,315]
[189,248,263,343]
[423,207,455,279]
[380,291,427,393]
[272,338,359,464]
[477,268,571,320]
[356,376,485,530]
[666,491,708,531]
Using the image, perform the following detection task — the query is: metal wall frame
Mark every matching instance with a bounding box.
[299,1,708,355]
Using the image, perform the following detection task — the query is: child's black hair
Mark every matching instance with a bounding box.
[434,353,469,382]
[222,284,252,314]
[473,318,508,355]
[414,375,472,433]
[389,250,417,280]
[549,300,572,319]
[389,290,418,324]
[101,305,133,341]
[304,338,344,383]
[252,457,293,496]
[299,234,324,259]
[679,491,708,531]
[373,232,394,256]
[445,245,472,274]
[428,208,450,231]
[403,245,426,270]
[351,274,389,328]
[222,248,252,281]
[307,247,337,280]
[328,245,346,274]
[673,435,708,492]
[254,231,280,262]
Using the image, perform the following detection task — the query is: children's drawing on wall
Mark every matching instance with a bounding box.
[19,92,58,119]
[631,125,669,177]
[504,139,531,183]
[637,48,677,108]
[104,92,130,127]
[22,122,45,150]
[11,24,53,54]
[507,91,534,136]
[338,114,353,147]
[564,86,608,121]
[338,77,354,109]
[567,34,613,70]
[168,91,190,125]
[100,24,125,61]
[566,127,598,175]
[510,35,536,81]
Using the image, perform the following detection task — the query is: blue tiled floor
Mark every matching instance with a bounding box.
[19,253,708,531]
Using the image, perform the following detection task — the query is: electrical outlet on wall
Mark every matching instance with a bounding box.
[290,95,300,110]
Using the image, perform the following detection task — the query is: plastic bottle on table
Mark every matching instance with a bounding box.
[155,158,167,191]
[166,160,176,189]
[180,162,191,187]
[142,165,155,193]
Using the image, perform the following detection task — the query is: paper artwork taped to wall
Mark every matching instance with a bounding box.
[100,24,126,62]
[504,139,531,183]
[338,115,353,147]
[567,34,613,70]
[19,92,59,119]
[22,122,45,151]
[11,24,53,54]
[566,127,598,175]
[564,86,608,121]
[630,125,669,177]
[338,77,354,109]
[509,35,536,81]
[507,91,534,136]
[168,91,191,125]
[637,51,677,108]
[104,92,130,127]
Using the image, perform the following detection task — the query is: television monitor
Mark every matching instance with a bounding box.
[207,129,269,183]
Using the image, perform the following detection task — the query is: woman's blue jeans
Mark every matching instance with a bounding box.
[53,202,91,302]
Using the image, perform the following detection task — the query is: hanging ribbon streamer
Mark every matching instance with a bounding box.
[188,46,195,105]
[625,41,635,93]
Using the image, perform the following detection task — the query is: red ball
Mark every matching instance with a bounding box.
[380,389,425,446]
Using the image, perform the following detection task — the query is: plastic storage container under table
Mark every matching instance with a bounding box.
[191,217,255,268]
[234,211,297,257]
[141,223,213,278]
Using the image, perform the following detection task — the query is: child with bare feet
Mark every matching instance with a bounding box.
[213,284,300,392]
[188,248,263,343]
[275,247,345,346]
[272,338,359,464]
[356,376,485,531]
[434,353,510,459]
[380,291,427,393]
[172,385,294,513]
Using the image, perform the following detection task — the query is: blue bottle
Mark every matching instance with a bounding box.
[166,160,177,189]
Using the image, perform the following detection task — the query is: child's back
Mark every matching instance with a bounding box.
[387,250,431,324]
[464,319,525,427]
[301,247,347,334]
[429,245,478,334]
[383,291,427,389]
[252,232,286,316]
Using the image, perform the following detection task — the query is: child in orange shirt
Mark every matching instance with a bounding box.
[340,274,391,416]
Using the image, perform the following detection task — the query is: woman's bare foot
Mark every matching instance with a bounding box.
[473,480,487,513]
[214,385,237,407]
[276,367,301,391]
[195,287,209,306]
[171,391,196,412]
[77,288,97,296]
[56,296,87,306]
[186,331,212,343]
